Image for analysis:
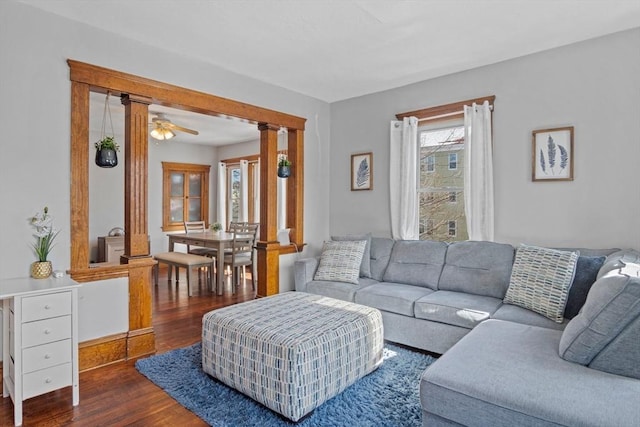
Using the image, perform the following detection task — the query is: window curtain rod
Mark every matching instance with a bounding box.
[396,95,495,123]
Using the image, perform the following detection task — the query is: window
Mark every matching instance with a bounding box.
[220,155,262,226]
[162,162,210,231]
[228,166,242,223]
[417,123,467,242]
[426,155,435,172]
[448,220,457,237]
[396,95,494,243]
[448,153,458,170]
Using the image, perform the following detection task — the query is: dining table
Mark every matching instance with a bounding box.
[167,230,245,296]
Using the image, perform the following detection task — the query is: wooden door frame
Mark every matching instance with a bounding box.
[68,60,305,368]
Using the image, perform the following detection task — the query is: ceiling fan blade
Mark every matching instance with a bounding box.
[166,123,199,135]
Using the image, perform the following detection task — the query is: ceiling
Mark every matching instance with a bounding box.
[23,0,640,145]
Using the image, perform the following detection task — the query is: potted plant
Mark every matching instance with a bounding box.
[210,222,223,232]
[277,156,291,178]
[29,206,59,278]
[95,136,120,168]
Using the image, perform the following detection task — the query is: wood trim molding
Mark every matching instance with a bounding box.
[396,95,495,122]
[68,59,307,368]
[79,333,128,372]
[68,59,306,130]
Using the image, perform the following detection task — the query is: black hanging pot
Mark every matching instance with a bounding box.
[95,148,118,168]
[277,165,291,178]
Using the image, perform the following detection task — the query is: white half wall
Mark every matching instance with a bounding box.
[329,28,640,251]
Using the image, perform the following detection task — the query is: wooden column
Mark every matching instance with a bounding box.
[120,94,155,359]
[256,123,280,297]
[287,129,304,247]
[69,81,90,272]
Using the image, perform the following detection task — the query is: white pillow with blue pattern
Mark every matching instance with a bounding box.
[314,240,367,285]
[504,244,579,323]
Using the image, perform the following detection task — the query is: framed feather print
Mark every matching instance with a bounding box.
[351,152,373,190]
[532,127,574,181]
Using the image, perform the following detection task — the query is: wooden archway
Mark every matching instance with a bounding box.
[68,60,305,368]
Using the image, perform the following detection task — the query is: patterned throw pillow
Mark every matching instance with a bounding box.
[314,240,367,285]
[504,244,579,323]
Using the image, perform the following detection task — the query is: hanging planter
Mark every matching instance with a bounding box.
[95,92,119,168]
[277,154,291,178]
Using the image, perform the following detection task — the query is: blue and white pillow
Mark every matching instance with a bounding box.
[314,240,367,285]
[504,244,579,323]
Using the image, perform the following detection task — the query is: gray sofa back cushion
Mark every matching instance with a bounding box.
[559,259,640,379]
[438,241,515,298]
[597,249,640,280]
[369,237,395,281]
[382,240,447,289]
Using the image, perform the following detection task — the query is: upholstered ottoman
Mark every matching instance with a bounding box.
[201,291,384,421]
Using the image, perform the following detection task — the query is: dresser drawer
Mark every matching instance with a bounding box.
[22,292,72,322]
[23,339,72,374]
[23,363,72,400]
[22,316,71,348]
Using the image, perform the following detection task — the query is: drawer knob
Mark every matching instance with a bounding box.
[44,304,51,310]
[44,354,51,359]
[45,378,52,384]
[44,329,51,335]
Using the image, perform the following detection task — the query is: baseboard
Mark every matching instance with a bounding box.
[79,333,128,372]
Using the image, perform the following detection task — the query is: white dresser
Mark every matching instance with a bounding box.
[1,276,81,426]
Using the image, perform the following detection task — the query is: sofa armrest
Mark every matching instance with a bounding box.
[294,257,319,293]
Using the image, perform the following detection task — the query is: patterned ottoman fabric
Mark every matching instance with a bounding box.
[202,291,384,421]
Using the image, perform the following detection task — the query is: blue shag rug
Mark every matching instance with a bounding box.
[135,342,436,427]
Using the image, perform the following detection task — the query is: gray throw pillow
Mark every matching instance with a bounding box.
[504,244,579,323]
[559,265,640,379]
[314,240,367,285]
[564,255,606,319]
[332,233,372,278]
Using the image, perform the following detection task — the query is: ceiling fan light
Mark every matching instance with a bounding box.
[150,127,175,140]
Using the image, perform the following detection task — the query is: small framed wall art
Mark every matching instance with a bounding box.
[532,126,574,182]
[351,152,373,191]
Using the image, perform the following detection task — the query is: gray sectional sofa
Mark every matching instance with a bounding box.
[294,237,640,427]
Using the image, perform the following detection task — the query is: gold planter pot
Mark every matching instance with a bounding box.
[31,261,52,279]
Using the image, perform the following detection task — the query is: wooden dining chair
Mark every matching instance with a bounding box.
[223,223,259,292]
[183,221,217,281]
[183,221,217,257]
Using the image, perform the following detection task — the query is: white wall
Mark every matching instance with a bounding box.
[0,0,331,339]
[329,28,640,251]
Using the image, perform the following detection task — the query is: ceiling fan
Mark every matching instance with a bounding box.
[149,113,199,140]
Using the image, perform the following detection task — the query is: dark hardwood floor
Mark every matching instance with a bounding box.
[0,267,256,426]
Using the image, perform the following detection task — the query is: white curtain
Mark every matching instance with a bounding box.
[389,116,419,240]
[240,160,249,222]
[217,162,227,229]
[463,101,494,241]
[253,160,260,223]
[277,173,287,230]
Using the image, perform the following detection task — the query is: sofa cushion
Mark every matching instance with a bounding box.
[421,319,640,427]
[369,237,395,281]
[382,240,447,289]
[438,241,515,299]
[305,279,377,302]
[313,240,366,285]
[332,233,372,278]
[354,283,433,316]
[597,249,640,280]
[559,262,640,379]
[414,291,502,329]
[564,255,606,319]
[504,244,579,323]
[491,303,567,330]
